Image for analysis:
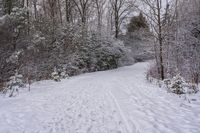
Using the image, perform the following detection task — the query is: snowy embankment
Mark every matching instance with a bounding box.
[0,62,200,133]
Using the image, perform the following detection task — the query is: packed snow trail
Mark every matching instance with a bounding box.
[0,62,200,133]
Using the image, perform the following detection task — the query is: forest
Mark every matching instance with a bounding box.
[0,0,200,94]
[0,0,200,133]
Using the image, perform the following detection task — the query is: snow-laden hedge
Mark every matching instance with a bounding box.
[163,74,199,94]
[49,33,131,79]
[2,71,24,97]
[0,8,134,95]
[147,71,199,95]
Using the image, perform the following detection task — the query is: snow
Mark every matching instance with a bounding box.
[0,62,200,133]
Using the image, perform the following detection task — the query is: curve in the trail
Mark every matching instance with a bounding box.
[0,62,200,133]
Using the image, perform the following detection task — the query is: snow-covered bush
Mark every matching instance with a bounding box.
[0,7,28,85]
[163,74,199,94]
[0,14,133,86]
[184,83,199,94]
[51,66,70,82]
[112,40,135,67]
[60,71,69,79]
[120,29,154,63]
[163,78,171,91]
[6,50,23,64]
[52,31,130,77]
[57,66,70,79]
[9,7,28,32]
[51,69,61,82]
[91,38,124,71]
[169,74,186,94]
[3,71,24,97]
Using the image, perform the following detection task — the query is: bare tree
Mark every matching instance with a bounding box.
[46,0,59,39]
[94,0,106,32]
[33,0,37,20]
[57,0,63,24]
[65,0,73,23]
[109,0,134,38]
[141,0,200,84]
[139,0,169,80]
[71,0,93,24]
[3,0,13,14]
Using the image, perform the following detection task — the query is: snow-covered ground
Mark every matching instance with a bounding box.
[0,62,200,133]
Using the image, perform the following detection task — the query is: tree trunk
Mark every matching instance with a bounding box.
[4,0,12,14]
[157,0,165,80]
[33,0,37,20]
[58,0,63,24]
[26,0,30,35]
[65,0,71,23]
[114,6,119,38]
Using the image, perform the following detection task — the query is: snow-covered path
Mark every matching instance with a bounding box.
[0,62,200,133]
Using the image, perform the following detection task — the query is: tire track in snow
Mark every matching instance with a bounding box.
[108,90,133,133]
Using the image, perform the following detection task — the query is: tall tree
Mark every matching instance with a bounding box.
[33,0,37,20]
[3,0,13,14]
[71,0,93,24]
[140,0,167,80]
[109,0,134,38]
[46,0,59,39]
[94,0,106,32]
[57,0,63,24]
[65,0,74,23]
